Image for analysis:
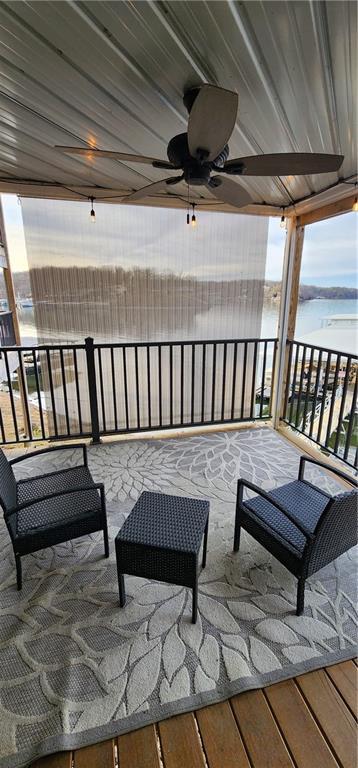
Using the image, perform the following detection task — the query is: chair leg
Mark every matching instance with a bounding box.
[103,523,109,558]
[296,577,305,616]
[15,554,22,591]
[234,482,243,552]
[234,502,242,552]
[100,488,109,558]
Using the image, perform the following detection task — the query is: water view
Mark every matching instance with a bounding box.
[16,297,358,347]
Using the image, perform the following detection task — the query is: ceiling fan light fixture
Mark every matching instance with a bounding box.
[89,196,95,223]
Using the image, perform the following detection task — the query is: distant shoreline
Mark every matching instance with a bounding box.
[264,281,357,303]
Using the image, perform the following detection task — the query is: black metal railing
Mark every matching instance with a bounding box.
[282,340,357,469]
[0,336,277,446]
[0,311,16,347]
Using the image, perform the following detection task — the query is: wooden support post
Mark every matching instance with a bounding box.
[272,217,305,428]
[0,198,31,438]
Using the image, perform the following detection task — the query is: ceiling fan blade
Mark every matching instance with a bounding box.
[224,152,344,176]
[54,146,176,170]
[208,176,252,209]
[188,85,238,162]
[122,176,183,203]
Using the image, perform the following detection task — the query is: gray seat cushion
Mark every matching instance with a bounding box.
[16,467,100,535]
[243,480,329,553]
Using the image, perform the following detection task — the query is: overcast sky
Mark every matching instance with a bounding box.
[1,194,357,287]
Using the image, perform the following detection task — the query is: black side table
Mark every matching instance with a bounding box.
[115,491,209,623]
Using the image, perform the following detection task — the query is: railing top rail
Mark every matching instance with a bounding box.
[289,338,358,360]
[0,337,278,353]
[1,343,86,352]
[94,337,278,350]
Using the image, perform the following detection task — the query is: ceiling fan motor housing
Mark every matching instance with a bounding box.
[167,133,229,185]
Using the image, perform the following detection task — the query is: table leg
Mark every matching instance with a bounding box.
[192,578,198,623]
[202,517,209,568]
[118,573,126,607]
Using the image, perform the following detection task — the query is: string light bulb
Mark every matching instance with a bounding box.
[353,196,358,212]
[89,196,96,223]
[191,203,197,227]
[280,210,286,229]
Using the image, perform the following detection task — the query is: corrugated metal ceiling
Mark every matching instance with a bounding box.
[0,0,356,212]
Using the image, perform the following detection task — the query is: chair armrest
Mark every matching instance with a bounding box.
[10,443,88,468]
[237,479,314,540]
[5,482,104,520]
[299,456,357,488]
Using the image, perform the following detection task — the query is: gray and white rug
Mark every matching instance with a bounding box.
[0,428,356,768]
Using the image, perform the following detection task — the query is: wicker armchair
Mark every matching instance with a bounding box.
[0,444,109,589]
[234,456,357,615]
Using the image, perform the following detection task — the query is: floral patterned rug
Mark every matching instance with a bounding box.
[0,428,356,767]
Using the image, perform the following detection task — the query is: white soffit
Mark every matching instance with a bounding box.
[0,0,356,213]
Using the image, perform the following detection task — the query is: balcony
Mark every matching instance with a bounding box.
[0,1,356,766]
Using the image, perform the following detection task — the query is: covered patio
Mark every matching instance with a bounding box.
[0,1,357,767]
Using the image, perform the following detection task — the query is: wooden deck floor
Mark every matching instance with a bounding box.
[32,659,357,768]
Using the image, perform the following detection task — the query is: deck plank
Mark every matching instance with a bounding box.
[296,668,357,768]
[117,724,160,768]
[325,661,358,718]
[231,689,295,768]
[196,700,251,768]
[73,739,115,768]
[158,713,206,768]
[265,678,339,768]
[31,753,72,768]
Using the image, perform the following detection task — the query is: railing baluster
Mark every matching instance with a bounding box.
[110,347,118,432]
[122,346,129,431]
[158,345,162,427]
[73,348,83,435]
[283,341,293,420]
[32,349,46,439]
[317,351,331,445]
[46,348,58,437]
[231,342,238,420]
[18,349,32,440]
[259,341,267,418]
[294,345,307,429]
[134,346,140,429]
[288,342,300,424]
[147,346,151,429]
[250,341,258,420]
[59,348,70,436]
[309,349,322,439]
[334,356,351,456]
[211,342,217,421]
[324,353,341,447]
[343,373,357,463]
[0,408,4,443]
[268,340,277,418]
[191,344,195,424]
[169,345,173,426]
[3,349,19,442]
[240,342,247,419]
[98,348,106,433]
[180,344,184,424]
[302,346,315,432]
[221,342,227,421]
[201,343,206,423]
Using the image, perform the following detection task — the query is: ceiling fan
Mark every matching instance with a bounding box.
[55,84,344,210]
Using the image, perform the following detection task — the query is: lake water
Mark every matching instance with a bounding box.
[17,298,357,346]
